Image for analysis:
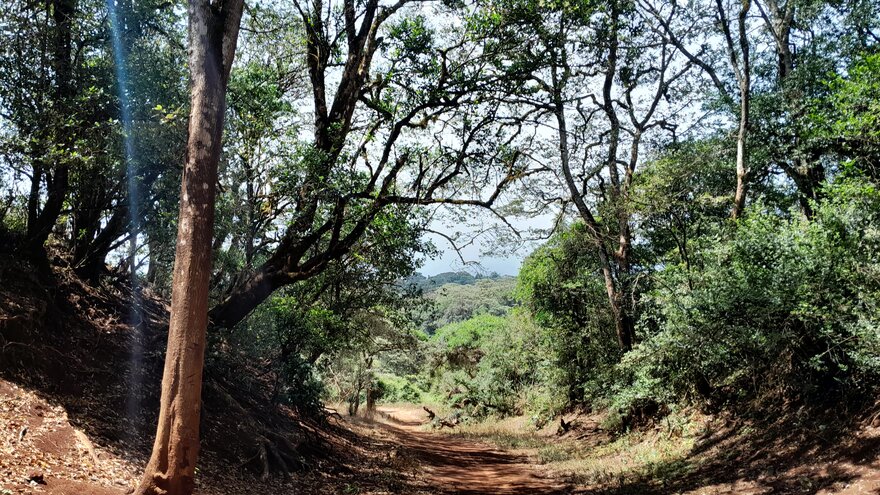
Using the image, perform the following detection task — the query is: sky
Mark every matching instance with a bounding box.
[418,233,525,276]
[416,209,557,276]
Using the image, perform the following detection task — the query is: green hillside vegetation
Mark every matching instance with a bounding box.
[420,276,518,332]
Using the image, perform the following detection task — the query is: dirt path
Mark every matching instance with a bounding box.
[369,406,569,495]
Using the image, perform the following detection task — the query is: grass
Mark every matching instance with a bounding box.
[359,400,707,489]
[442,415,549,449]
[438,410,706,489]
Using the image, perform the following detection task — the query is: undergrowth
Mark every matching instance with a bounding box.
[440,410,705,489]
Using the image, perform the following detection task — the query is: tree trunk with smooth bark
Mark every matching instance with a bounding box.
[725,0,751,220]
[134,1,242,494]
[732,96,749,220]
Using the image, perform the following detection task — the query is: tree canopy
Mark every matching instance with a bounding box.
[1,0,880,492]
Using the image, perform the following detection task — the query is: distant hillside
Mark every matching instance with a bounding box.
[402,272,518,333]
[402,271,508,292]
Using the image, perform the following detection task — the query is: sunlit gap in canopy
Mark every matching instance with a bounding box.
[106,0,144,442]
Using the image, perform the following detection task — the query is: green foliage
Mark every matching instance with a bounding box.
[376,374,426,403]
[1,0,879,430]
[514,153,880,422]
[618,179,880,412]
[470,310,565,419]
[518,223,621,403]
[217,295,338,415]
[404,271,504,290]
[633,137,734,267]
[809,53,880,177]
[430,279,517,326]
[426,311,565,419]
[276,354,326,413]
[434,313,504,347]
[432,313,507,368]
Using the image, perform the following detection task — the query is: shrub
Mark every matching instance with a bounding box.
[377,374,426,403]
[427,310,566,419]
[619,179,880,412]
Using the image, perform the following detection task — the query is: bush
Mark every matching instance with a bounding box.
[427,310,566,419]
[276,355,325,414]
[377,374,426,403]
[618,179,880,412]
[518,223,623,405]
[471,310,566,418]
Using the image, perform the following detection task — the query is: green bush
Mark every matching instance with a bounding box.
[518,223,624,404]
[427,310,566,419]
[377,374,426,403]
[471,310,565,418]
[276,355,325,414]
[619,179,880,412]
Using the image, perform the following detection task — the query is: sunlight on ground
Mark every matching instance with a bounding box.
[438,411,704,490]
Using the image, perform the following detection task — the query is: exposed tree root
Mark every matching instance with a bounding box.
[323,407,343,421]
[205,380,307,479]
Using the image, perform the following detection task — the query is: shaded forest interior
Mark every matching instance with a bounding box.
[2,0,880,492]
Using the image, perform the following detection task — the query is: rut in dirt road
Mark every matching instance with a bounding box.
[373,407,570,495]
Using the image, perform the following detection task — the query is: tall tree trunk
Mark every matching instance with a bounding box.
[134,1,242,494]
[26,162,42,233]
[731,96,749,220]
[612,297,635,351]
[602,4,635,351]
[727,0,751,220]
[552,53,634,352]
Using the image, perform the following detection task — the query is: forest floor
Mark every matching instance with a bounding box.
[2,379,880,494]
[2,254,880,494]
[0,254,436,495]
[406,405,880,495]
[0,376,439,495]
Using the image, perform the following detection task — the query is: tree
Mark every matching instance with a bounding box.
[623,179,880,410]
[748,0,880,215]
[812,53,880,176]
[71,0,187,280]
[0,0,187,277]
[475,0,694,350]
[640,0,753,219]
[0,0,78,253]
[211,5,304,288]
[137,0,531,488]
[206,0,533,329]
[720,0,752,219]
[633,137,735,282]
[518,223,622,402]
[421,278,517,331]
[134,1,243,494]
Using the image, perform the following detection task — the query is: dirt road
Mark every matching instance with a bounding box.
[369,406,569,495]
